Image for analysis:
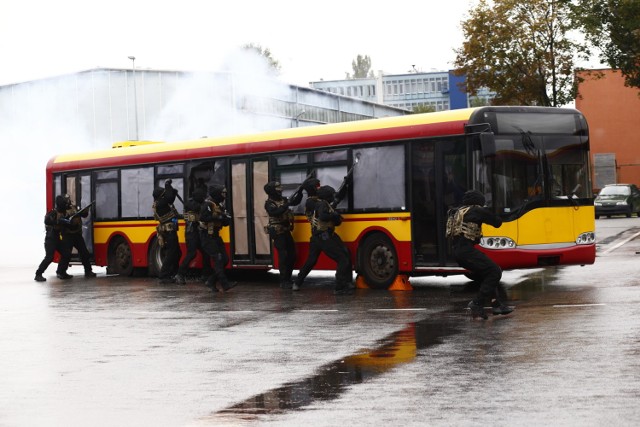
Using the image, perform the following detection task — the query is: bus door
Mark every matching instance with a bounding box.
[61,173,94,259]
[230,159,271,266]
[411,137,467,267]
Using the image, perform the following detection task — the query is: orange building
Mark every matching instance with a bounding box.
[576,69,640,191]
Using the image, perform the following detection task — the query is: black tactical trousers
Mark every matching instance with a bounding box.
[178,226,211,277]
[199,230,230,288]
[453,239,504,305]
[159,230,181,279]
[315,230,352,290]
[295,233,322,285]
[36,232,69,275]
[272,231,296,284]
[58,232,93,273]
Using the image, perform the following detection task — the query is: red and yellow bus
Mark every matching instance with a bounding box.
[47,106,595,288]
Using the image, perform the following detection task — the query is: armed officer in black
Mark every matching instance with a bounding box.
[58,194,96,278]
[174,188,211,284]
[34,195,73,281]
[153,180,182,284]
[450,190,513,319]
[264,181,303,288]
[292,178,321,291]
[312,185,354,295]
[199,184,236,293]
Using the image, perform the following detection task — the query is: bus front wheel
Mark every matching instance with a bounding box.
[357,233,398,289]
[108,237,134,276]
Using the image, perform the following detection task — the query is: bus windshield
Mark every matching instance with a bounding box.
[480,133,591,216]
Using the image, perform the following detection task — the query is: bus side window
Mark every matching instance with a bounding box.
[353,145,405,210]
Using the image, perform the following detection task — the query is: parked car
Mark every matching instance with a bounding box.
[594,184,640,218]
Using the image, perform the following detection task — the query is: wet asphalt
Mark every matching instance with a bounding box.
[1,218,639,426]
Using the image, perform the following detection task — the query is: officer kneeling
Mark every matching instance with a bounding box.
[448,190,514,319]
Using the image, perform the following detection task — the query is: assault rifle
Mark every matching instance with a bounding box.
[331,153,360,208]
[63,200,95,223]
[289,169,317,203]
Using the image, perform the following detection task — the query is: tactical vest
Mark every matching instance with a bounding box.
[446,206,482,241]
[184,209,200,223]
[267,198,294,234]
[153,201,179,224]
[65,207,83,234]
[45,210,65,233]
[200,199,224,235]
[313,200,335,232]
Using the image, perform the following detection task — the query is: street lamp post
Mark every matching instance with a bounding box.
[128,56,139,140]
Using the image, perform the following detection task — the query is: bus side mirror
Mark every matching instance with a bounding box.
[479,132,496,158]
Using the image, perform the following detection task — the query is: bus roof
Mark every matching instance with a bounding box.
[48,108,477,172]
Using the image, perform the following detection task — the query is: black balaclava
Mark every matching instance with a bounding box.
[153,187,164,200]
[462,190,486,206]
[317,185,336,203]
[55,195,67,212]
[264,181,283,199]
[303,178,320,197]
[208,184,227,203]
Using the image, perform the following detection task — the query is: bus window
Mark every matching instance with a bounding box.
[278,169,309,214]
[353,145,405,210]
[54,175,62,200]
[187,160,226,196]
[317,165,348,208]
[96,170,119,219]
[276,154,308,165]
[314,150,348,162]
[121,167,154,218]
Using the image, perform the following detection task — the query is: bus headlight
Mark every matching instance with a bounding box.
[576,232,596,245]
[616,201,628,205]
[480,237,516,249]
[594,202,602,206]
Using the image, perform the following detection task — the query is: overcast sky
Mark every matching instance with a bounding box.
[1,0,478,86]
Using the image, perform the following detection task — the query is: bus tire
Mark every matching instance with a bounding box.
[147,238,163,278]
[108,237,134,277]
[357,232,398,289]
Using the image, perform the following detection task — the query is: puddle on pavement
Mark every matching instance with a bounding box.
[210,317,459,422]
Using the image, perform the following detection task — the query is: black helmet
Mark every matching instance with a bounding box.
[303,178,320,196]
[317,185,336,202]
[152,187,164,200]
[55,195,67,211]
[208,184,227,203]
[462,190,485,206]
[263,181,282,198]
[192,188,206,203]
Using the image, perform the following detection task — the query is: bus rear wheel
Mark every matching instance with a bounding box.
[147,238,164,277]
[358,233,398,289]
[108,237,134,276]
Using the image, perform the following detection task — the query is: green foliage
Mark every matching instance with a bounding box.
[454,0,589,106]
[411,104,436,114]
[242,43,281,73]
[347,55,374,79]
[573,0,640,89]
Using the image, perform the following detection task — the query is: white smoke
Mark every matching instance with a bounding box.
[0,47,293,268]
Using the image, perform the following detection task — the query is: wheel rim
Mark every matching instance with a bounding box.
[115,242,132,273]
[367,242,396,281]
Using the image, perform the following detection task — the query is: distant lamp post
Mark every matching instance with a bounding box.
[293,110,306,128]
[128,56,139,140]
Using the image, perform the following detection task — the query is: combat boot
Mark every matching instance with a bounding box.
[492,302,514,315]
[34,272,46,282]
[56,272,73,280]
[174,273,186,285]
[292,280,302,291]
[467,300,488,319]
[222,281,237,292]
[85,271,97,278]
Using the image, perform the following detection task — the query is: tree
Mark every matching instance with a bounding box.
[242,43,281,73]
[347,55,374,79]
[453,0,588,106]
[411,104,436,114]
[573,0,640,89]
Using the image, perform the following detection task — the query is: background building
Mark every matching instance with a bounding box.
[576,69,640,190]
[309,70,494,111]
[0,68,408,149]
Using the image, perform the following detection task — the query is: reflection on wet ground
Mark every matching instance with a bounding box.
[213,318,460,421]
